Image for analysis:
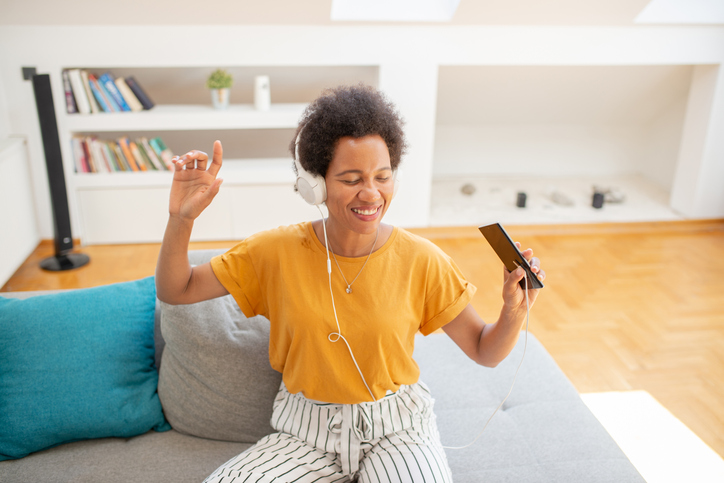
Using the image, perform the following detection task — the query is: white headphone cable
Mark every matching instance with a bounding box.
[316,205,377,402]
[442,262,530,450]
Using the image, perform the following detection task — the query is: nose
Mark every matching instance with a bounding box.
[358,179,381,202]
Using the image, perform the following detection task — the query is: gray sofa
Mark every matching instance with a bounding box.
[0,250,643,482]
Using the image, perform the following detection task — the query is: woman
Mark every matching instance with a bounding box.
[156,84,545,483]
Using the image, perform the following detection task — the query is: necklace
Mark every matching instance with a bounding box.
[325,223,380,294]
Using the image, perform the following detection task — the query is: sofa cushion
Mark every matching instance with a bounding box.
[158,294,282,443]
[0,277,170,461]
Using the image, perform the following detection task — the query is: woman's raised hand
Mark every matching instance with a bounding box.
[168,140,224,221]
[502,242,546,313]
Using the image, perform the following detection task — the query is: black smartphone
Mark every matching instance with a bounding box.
[478,223,544,290]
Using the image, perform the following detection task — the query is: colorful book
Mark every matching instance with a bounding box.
[101,141,122,171]
[134,141,156,170]
[71,137,87,172]
[95,75,121,112]
[62,70,77,114]
[67,69,91,114]
[99,73,131,112]
[87,74,114,112]
[117,137,141,171]
[114,77,144,112]
[90,139,111,172]
[79,70,100,114]
[111,141,131,171]
[149,137,173,169]
[124,76,154,110]
[140,137,165,170]
[128,141,150,170]
[83,137,99,172]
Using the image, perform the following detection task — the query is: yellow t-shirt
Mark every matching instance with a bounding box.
[210,221,476,404]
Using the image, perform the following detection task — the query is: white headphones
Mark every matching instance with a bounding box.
[294,130,400,206]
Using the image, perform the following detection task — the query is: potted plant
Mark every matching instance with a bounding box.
[206,69,233,109]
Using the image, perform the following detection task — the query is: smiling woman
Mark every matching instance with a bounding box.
[155,83,546,483]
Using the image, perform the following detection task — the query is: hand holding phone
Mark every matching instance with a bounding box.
[479,223,544,290]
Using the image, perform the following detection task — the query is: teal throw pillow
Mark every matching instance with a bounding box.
[0,277,170,461]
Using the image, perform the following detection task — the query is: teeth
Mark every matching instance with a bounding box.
[353,207,378,215]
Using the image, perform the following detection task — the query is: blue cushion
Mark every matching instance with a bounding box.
[0,277,170,461]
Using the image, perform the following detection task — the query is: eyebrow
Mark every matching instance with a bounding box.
[333,167,392,177]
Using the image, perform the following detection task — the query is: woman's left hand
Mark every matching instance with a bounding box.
[501,242,546,314]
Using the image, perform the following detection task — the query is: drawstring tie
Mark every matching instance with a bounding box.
[327,404,374,476]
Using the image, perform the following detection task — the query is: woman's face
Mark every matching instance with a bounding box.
[324,134,394,237]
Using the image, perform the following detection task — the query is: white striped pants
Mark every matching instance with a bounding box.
[203,381,453,483]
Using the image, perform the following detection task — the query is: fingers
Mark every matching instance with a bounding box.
[172,150,207,171]
[502,265,525,295]
[514,241,545,278]
[171,142,223,172]
[208,140,223,177]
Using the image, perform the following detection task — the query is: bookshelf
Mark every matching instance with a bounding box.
[55,66,377,244]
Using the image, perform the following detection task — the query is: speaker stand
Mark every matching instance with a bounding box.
[40,253,91,272]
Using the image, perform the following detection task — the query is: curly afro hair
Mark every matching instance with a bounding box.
[290,84,407,178]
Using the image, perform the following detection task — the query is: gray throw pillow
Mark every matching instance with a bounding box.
[157,294,282,443]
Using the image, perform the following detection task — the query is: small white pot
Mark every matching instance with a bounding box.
[210,88,230,110]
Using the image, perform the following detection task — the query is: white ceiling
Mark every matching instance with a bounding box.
[0,0,671,26]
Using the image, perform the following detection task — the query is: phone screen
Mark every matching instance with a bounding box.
[479,223,544,290]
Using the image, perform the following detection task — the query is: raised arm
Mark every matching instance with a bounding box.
[155,140,229,305]
[443,244,545,367]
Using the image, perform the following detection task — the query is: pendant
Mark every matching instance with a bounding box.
[346,286,352,294]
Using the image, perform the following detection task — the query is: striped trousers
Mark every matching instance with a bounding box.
[203,381,453,483]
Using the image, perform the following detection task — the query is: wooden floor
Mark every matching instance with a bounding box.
[3,219,724,458]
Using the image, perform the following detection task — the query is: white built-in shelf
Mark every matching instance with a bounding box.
[63,103,308,132]
[71,158,295,188]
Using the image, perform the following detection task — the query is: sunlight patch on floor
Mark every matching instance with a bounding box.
[580,391,724,483]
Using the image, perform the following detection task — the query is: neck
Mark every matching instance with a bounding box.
[322,219,382,258]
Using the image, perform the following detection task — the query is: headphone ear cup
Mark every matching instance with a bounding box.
[294,156,327,205]
[294,129,327,205]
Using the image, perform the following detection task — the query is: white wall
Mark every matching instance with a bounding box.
[671,64,724,218]
[0,137,40,287]
[433,65,693,189]
[0,67,11,140]
[1,25,723,240]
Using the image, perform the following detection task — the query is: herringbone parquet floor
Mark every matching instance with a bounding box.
[3,219,723,457]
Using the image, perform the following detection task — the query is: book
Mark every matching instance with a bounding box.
[128,141,150,170]
[101,141,122,171]
[87,74,114,112]
[62,70,77,114]
[95,75,121,112]
[117,137,141,171]
[71,137,87,172]
[133,141,156,170]
[81,136,98,173]
[149,137,173,169]
[79,70,100,114]
[111,142,130,171]
[114,77,144,112]
[99,72,131,112]
[67,69,91,115]
[140,137,165,170]
[90,139,112,172]
[124,76,154,110]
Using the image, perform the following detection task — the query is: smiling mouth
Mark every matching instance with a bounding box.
[352,206,380,216]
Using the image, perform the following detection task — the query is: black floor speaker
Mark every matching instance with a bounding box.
[31,73,90,271]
